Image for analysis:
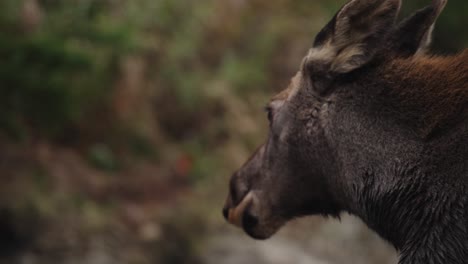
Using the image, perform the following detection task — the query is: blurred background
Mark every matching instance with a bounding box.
[0,0,466,263]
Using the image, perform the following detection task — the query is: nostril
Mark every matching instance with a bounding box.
[242,211,258,230]
[222,207,229,220]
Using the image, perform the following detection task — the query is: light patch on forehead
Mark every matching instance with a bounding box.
[286,72,302,100]
[271,72,303,105]
[268,73,303,143]
[269,99,284,110]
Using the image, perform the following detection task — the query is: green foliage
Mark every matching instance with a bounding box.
[0,33,91,137]
[0,0,137,139]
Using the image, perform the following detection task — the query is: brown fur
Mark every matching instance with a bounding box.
[382,50,468,136]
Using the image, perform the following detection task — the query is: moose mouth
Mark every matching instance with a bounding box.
[227,191,254,228]
[225,191,284,240]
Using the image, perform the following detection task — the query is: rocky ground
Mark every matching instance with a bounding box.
[202,215,398,264]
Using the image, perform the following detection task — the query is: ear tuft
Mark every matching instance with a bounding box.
[304,0,401,93]
[306,0,401,73]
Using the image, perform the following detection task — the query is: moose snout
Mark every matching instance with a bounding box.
[222,191,256,228]
[222,204,259,232]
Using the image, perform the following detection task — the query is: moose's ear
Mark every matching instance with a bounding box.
[389,0,447,57]
[304,0,401,93]
[306,0,401,74]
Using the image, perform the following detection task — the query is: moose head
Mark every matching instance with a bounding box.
[222,1,468,261]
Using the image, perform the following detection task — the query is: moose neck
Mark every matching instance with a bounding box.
[317,58,468,262]
[377,51,468,138]
[336,51,468,263]
[352,166,468,264]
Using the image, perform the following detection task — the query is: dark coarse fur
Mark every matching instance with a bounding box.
[223,1,468,263]
[330,50,468,263]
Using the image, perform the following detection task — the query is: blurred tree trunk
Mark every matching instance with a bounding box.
[20,0,42,33]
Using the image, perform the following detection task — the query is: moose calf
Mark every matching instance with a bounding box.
[223,0,468,263]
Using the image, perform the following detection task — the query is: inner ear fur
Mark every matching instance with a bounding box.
[304,0,401,94]
[388,0,447,57]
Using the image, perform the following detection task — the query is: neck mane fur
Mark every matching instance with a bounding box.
[380,50,468,137]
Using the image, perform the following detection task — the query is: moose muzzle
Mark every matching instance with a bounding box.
[223,191,255,228]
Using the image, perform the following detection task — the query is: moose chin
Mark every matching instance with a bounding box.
[223,0,468,263]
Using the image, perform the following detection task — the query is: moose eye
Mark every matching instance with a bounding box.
[264,106,273,123]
